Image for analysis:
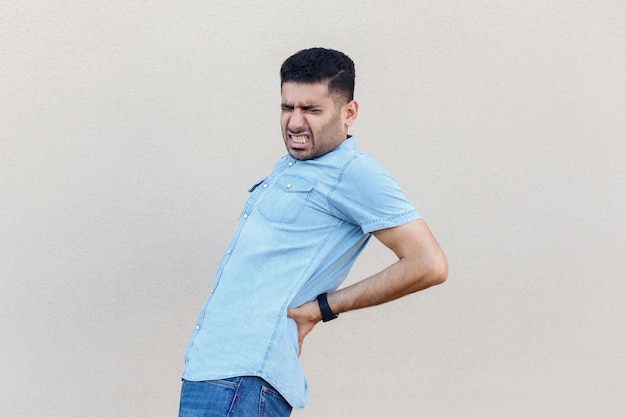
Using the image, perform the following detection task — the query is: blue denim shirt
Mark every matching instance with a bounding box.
[182,137,420,408]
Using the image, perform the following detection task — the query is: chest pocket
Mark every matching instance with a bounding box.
[258,175,316,223]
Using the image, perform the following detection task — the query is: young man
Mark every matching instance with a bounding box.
[179,48,447,417]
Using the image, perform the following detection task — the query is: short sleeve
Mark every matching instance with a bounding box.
[328,153,421,233]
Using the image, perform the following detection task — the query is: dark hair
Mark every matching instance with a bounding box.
[280,47,355,102]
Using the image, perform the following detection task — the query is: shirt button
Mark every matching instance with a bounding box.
[286,184,292,188]
[288,162,293,166]
[243,213,248,218]
[195,325,200,330]
[227,249,232,254]
[210,288,214,293]
[263,183,268,188]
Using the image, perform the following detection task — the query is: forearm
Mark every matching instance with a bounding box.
[327,252,447,315]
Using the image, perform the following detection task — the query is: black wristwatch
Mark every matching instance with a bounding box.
[316,293,338,322]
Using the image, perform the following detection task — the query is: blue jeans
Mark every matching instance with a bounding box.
[179,377,292,417]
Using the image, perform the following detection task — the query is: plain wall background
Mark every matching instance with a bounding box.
[2,1,625,416]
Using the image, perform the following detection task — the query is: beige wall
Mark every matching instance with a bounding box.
[2,1,625,416]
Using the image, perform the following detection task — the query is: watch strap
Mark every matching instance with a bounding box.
[316,293,338,322]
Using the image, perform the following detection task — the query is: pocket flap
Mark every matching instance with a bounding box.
[275,175,316,193]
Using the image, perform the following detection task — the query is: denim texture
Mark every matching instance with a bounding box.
[179,377,292,417]
[182,137,420,408]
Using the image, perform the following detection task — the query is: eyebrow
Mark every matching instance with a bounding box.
[281,103,321,111]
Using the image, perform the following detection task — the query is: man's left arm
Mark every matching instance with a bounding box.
[287,218,448,353]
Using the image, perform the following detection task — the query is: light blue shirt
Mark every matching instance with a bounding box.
[182,137,420,408]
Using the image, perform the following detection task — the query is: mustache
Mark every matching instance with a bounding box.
[287,128,311,135]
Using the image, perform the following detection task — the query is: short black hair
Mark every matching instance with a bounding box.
[280,47,355,102]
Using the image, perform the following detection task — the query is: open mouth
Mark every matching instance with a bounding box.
[291,135,309,144]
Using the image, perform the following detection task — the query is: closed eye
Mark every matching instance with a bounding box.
[300,104,320,112]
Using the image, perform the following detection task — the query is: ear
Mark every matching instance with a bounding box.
[344,100,359,127]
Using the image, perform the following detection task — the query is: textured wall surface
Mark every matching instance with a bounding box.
[2,1,625,416]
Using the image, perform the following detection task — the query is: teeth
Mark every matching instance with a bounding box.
[292,136,308,144]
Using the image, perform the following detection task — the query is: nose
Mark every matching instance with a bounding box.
[287,109,305,132]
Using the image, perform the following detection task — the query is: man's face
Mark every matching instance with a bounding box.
[280,82,357,161]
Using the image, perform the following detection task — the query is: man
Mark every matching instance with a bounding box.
[179,47,447,417]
